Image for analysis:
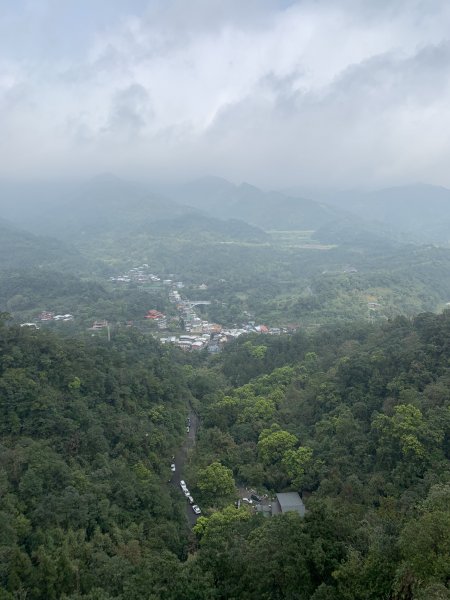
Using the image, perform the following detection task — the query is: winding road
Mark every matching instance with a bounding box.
[171,405,200,526]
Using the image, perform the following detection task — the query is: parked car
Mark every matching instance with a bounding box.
[192,505,201,515]
[180,480,187,490]
[186,426,190,433]
[242,497,253,504]
[183,488,190,497]
[170,463,176,472]
[187,495,194,504]
[250,494,261,503]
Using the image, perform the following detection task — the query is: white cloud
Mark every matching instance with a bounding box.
[0,0,450,187]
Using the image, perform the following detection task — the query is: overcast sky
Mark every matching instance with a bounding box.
[1,0,450,188]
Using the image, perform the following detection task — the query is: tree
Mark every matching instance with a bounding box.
[257,427,297,465]
[396,484,450,596]
[372,404,443,475]
[282,446,321,490]
[197,462,236,507]
[194,505,252,541]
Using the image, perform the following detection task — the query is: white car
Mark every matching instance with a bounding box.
[183,488,190,497]
[187,495,194,504]
[180,480,187,490]
[170,463,176,472]
[242,497,253,504]
[186,426,190,433]
[192,505,201,515]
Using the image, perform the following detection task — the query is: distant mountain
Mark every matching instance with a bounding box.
[0,175,307,245]
[8,176,449,246]
[168,176,346,231]
[319,184,450,244]
[0,176,200,240]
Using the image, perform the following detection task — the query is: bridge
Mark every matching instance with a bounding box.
[186,300,211,307]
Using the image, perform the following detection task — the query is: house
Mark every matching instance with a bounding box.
[91,320,108,330]
[191,341,205,350]
[53,314,74,322]
[145,310,165,320]
[20,322,39,329]
[272,492,305,517]
[38,311,54,321]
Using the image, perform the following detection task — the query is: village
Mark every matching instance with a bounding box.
[22,264,295,348]
[113,265,295,351]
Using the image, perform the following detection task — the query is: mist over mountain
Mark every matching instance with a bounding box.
[163,176,346,231]
[0,176,200,240]
[0,175,348,239]
[0,220,84,271]
[3,176,449,246]
[310,183,450,244]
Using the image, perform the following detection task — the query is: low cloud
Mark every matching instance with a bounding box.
[0,0,450,187]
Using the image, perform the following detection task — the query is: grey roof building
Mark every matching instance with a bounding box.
[275,492,305,517]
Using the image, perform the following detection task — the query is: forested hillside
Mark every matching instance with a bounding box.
[320,184,450,245]
[167,177,344,230]
[0,270,169,327]
[0,223,84,272]
[0,317,194,599]
[0,177,198,241]
[1,312,449,599]
[184,312,450,599]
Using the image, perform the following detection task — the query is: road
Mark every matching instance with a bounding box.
[171,405,200,526]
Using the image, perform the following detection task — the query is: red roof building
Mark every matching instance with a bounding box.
[145,310,165,320]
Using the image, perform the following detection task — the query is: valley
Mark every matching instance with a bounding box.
[1,176,450,599]
[2,3,449,597]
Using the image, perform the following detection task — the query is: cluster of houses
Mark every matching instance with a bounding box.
[160,278,297,351]
[160,304,292,352]
[169,288,216,334]
[107,266,296,350]
[160,334,211,350]
[110,265,185,289]
[162,324,295,352]
[161,293,221,349]
[20,310,75,330]
[38,311,74,322]
[145,309,167,330]
[109,264,160,284]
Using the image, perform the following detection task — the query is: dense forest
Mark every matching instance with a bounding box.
[1,310,449,599]
[0,316,193,599]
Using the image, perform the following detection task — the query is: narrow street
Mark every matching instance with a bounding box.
[171,405,200,526]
